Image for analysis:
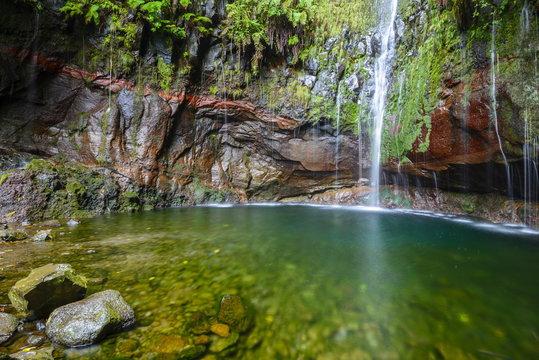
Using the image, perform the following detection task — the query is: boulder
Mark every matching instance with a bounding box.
[0,230,28,242]
[45,290,135,347]
[31,230,53,242]
[217,294,252,332]
[8,264,87,318]
[0,313,18,344]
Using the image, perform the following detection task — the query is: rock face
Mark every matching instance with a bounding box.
[0,313,18,345]
[45,289,135,347]
[8,264,87,318]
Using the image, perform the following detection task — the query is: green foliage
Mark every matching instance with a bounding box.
[157,56,174,92]
[223,0,316,71]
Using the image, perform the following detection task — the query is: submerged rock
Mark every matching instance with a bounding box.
[210,323,230,338]
[8,264,87,318]
[0,313,18,344]
[38,220,61,228]
[66,219,80,226]
[0,230,28,242]
[187,312,211,335]
[10,345,54,360]
[31,230,53,242]
[45,289,135,347]
[217,295,252,332]
[209,331,239,353]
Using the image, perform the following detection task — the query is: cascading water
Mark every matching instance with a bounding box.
[490,16,512,197]
[370,0,399,205]
[335,81,342,183]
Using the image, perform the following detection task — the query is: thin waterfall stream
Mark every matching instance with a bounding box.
[370,0,399,205]
[490,15,512,197]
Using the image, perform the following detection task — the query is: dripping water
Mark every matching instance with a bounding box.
[490,16,512,197]
[370,0,399,205]
[335,81,342,183]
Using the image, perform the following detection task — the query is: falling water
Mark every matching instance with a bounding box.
[335,81,342,183]
[220,52,228,124]
[490,16,512,197]
[521,1,530,37]
[370,0,399,205]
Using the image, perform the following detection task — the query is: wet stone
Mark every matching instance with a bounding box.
[38,220,60,228]
[0,230,28,242]
[31,230,53,242]
[217,295,252,332]
[187,312,211,335]
[210,323,230,338]
[0,313,18,345]
[8,264,87,319]
[45,290,135,347]
[208,331,239,353]
[10,345,54,360]
[177,344,207,359]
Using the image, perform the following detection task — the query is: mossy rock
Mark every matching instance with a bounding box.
[0,173,10,187]
[186,311,211,335]
[0,230,28,242]
[177,344,207,359]
[0,313,18,345]
[8,264,87,319]
[217,295,253,333]
[208,331,239,353]
[66,181,86,200]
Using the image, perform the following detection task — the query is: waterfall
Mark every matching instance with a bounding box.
[521,1,530,38]
[490,16,512,197]
[370,0,399,205]
[335,81,342,183]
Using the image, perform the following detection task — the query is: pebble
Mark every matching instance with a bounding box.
[210,323,230,338]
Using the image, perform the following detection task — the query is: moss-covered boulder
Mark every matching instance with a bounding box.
[8,264,87,319]
[0,313,18,345]
[45,289,135,347]
[0,230,28,242]
[217,295,252,333]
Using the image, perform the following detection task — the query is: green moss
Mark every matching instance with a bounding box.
[0,173,10,186]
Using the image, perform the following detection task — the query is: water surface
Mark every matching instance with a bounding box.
[1,205,538,359]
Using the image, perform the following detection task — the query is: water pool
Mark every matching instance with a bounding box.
[1,205,538,359]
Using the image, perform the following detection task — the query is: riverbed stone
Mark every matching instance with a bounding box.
[0,230,28,242]
[0,313,18,344]
[10,345,54,360]
[208,331,239,353]
[187,311,211,335]
[210,323,230,338]
[31,230,53,242]
[217,294,252,332]
[8,264,87,318]
[45,290,135,347]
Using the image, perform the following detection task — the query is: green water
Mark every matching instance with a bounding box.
[1,205,538,359]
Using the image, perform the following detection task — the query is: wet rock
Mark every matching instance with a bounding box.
[0,313,18,344]
[0,353,14,360]
[31,230,53,242]
[8,264,87,318]
[66,219,80,226]
[187,312,211,335]
[38,220,61,228]
[0,230,28,242]
[195,335,210,345]
[210,323,230,338]
[45,289,135,347]
[24,334,47,347]
[208,331,239,353]
[177,345,206,359]
[10,345,54,360]
[217,295,252,332]
[154,334,187,353]
[203,44,222,72]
